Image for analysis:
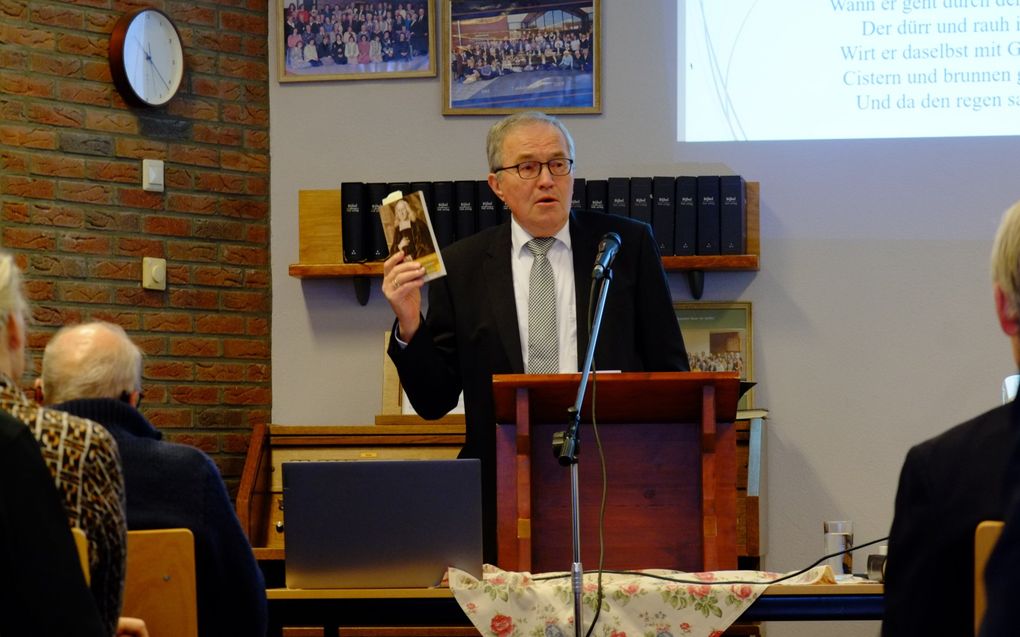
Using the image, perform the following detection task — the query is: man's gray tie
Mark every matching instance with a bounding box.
[527,237,558,374]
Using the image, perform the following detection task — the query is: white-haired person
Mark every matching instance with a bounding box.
[40,321,267,637]
[0,251,127,636]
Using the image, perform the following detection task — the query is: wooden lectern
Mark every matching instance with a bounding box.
[492,371,740,573]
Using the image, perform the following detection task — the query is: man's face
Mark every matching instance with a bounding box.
[487,122,573,238]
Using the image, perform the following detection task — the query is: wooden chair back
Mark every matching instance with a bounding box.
[975,520,1005,635]
[123,528,198,637]
[71,527,89,585]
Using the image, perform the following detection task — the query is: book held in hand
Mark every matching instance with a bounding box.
[379,190,447,282]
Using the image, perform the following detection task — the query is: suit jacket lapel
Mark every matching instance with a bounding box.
[483,223,525,373]
[570,213,597,368]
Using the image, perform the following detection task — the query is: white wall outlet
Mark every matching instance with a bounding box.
[142,159,164,192]
[142,257,167,291]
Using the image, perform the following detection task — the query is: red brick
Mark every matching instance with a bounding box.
[195,171,246,195]
[145,407,193,429]
[114,287,167,308]
[58,281,112,304]
[3,226,57,250]
[169,144,219,167]
[244,130,268,150]
[143,312,193,332]
[222,338,268,358]
[31,154,85,178]
[0,124,57,149]
[29,254,86,278]
[165,97,218,121]
[220,11,265,34]
[56,32,106,57]
[220,150,267,174]
[58,80,112,106]
[170,385,220,405]
[87,160,138,183]
[170,336,219,357]
[117,237,164,257]
[86,209,141,231]
[167,193,218,215]
[166,264,190,284]
[219,198,267,220]
[144,361,194,380]
[133,335,167,356]
[59,233,112,254]
[90,260,139,281]
[244,269,268,288]
[195,315,244,335]
[31,202,84,227]
[81,60,111,82]
[23,280,55,301]
[2,175,55,199]
[223,386,270,405]
[167,241,217,262]
[2,202,30,223]
[245,225,268,244]
[193,30,242,54]
[143,215,190,236]
[1,1,29,20]
[195,362,244,382]
[164,166,194,189]
[84,11,116,33]
[2,25,56,50]
[196,409,244,428]
[187,52,217,74]
[191,123,242,146]
[84,110,137,134]
[88,310,141,330]
[31,5,83,29]
[241,37,267,59]
[0,149,29,173]
[168,3,216,26]
[59,181,112,205]
[115,138,167,159]
[221,433,252,454]
[168,289,219,310]
[193,266,243,287]
[31,305,83,326]
[221,245,266,266]
[27,101,84,127]
[245,175,267,196]
[222,103,268,126]
[29,52,82,77]
[246,362,269,381]
[117,188,164,211]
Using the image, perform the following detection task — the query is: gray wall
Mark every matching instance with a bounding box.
[270,3,1018,634]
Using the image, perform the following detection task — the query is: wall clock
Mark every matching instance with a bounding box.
[109,8,185,108]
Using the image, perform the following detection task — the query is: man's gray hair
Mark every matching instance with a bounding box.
[486,111,575,172]
[42,321,143,405]
[992,200,1020,319]
[0,251,28,344]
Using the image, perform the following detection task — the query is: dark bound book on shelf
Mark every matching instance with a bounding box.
[674,176,697,256]
[629,177,652,225]
[607,177,630,216]
[367,182,390,261]
[586,179,608,213]
[652,176,676,256]
[340,181,366,263]
[696,175,720,255]
[571,177,587,213]
[410,181,434,211]
[476,180,501,231]
[454,180,477,240]
[431,181,456,249]
[719,175,746,255]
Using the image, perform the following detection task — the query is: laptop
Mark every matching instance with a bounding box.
[282,458,483,589]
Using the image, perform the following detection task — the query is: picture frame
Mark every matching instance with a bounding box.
[674,302,754,409]
[278,0,437,82]
[442,0,601,115]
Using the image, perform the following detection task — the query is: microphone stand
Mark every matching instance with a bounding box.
[552,266,614,637]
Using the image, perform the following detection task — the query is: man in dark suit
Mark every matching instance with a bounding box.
[883,198,1020,637]
[384,111,689,561]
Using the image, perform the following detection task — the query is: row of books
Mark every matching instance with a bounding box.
[339,176,746,263]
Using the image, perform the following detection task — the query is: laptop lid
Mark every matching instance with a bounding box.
[282,458,483,589]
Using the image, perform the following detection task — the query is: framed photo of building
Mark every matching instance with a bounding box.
[442,0,601,114]
[278,0,436,82]
[675,301,754,409]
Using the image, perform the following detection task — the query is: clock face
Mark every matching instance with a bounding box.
[112,9,184,107]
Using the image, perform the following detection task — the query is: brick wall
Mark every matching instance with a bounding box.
[0,0,270,492]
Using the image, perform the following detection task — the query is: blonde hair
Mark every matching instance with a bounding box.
[0,251,29,339]
[992,200,1020,319]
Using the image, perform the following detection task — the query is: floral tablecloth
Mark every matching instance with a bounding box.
[448,564,837,637]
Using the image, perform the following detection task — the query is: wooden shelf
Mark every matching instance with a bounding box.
[289,181,760,301]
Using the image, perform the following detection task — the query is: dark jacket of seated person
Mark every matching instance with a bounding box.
[0,409,107,637]
[56,398,268,637]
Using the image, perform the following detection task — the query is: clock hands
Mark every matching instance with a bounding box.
[132,35,170,90]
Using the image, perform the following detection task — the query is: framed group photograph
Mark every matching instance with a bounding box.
[278,0,436,82]
[442,0,601,115]
[675,302,754,409]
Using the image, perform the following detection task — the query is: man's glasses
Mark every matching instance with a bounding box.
[494,158,574,180]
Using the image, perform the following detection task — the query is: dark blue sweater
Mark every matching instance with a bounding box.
[57,398,267,637]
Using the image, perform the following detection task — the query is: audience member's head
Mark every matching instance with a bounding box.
[0,252,28,381]
[991,200,1020,365]
[42,321,143,406]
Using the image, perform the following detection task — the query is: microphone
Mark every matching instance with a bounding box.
[592,232,621,279]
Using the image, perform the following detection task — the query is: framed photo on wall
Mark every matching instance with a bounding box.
[442,0,601,115]
[278,0,436,82]
[675,302,754,409]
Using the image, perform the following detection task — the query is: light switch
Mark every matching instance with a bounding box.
[142,159,164,192]
[142,257,167,291]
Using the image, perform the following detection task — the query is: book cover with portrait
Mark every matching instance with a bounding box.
[379,190,447,282]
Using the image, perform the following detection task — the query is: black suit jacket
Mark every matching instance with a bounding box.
[389,211,689,560]
[883,402,1016,637]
